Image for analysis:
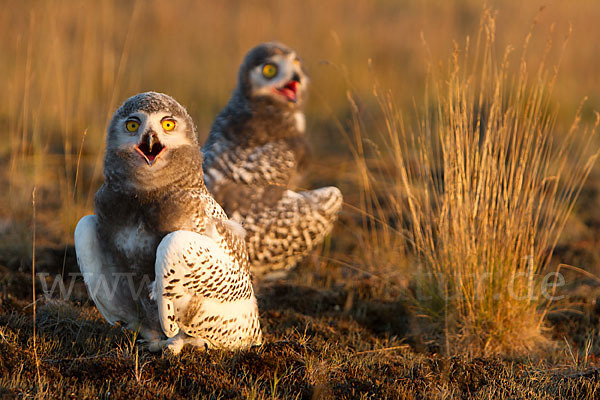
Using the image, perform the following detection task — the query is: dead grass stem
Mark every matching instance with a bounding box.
[354,9,599,356]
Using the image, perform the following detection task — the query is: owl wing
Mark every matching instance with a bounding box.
[74,215,141,326]
[189,191,249,266]
[152,227,260,348]
[240,186,344,276]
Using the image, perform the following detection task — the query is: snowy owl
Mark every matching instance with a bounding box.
[74,92,262,353]
[202,42,343,278]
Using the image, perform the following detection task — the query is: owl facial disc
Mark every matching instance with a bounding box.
[243,43,308,107]
[135,131,166,166]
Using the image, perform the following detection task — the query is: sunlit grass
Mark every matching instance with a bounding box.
[2,1,598,250]
[354,10,600,356]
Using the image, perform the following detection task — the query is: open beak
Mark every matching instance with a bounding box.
[135,131,166,166]
[275,73,301,103]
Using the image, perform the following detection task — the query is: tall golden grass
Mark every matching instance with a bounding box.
[354,10,599,356]
[2,1,598,248]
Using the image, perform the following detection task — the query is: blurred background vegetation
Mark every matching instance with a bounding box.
[2,0,599,243]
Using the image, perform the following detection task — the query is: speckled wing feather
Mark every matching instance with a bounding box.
[149,186,262,352]
[152,222,261,351]
[240,186,343,276]
[203,136,342,277]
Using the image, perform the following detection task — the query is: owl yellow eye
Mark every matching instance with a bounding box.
[161,119,176,131]
[125,120,139,132]
[262,63,278,79]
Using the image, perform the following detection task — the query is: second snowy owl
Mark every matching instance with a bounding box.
[202,42,343,278]
[74,92,262,353]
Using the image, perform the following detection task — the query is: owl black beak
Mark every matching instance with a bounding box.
[135,131,166,166]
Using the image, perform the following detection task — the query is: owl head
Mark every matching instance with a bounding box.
[104,92,202,190]
[237,42,309,109]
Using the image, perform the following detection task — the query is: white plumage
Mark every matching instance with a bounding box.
[75,92,262,353]
[150,229,260,353]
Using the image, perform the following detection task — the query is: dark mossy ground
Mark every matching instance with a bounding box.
[1,240,600,399]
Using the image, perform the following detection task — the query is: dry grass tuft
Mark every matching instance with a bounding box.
[356,9,600,356]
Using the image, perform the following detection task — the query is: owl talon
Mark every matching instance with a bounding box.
[146,339,168,353]
[145,334,210,354]
[166,338,184,355]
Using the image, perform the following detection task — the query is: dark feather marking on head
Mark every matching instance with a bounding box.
[110,91,199,145]
[103,91,207,193]
[238,42,294,96]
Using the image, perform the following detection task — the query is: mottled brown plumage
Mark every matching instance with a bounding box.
[202,42,343,278]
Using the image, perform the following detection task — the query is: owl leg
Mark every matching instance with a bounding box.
[75,215,161,341]
[127,321,164,343]
[167,334,210,354]
[146,332,209,354]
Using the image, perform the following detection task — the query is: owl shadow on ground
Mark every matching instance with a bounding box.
[256,282,410,340]
[35,300,127,355]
